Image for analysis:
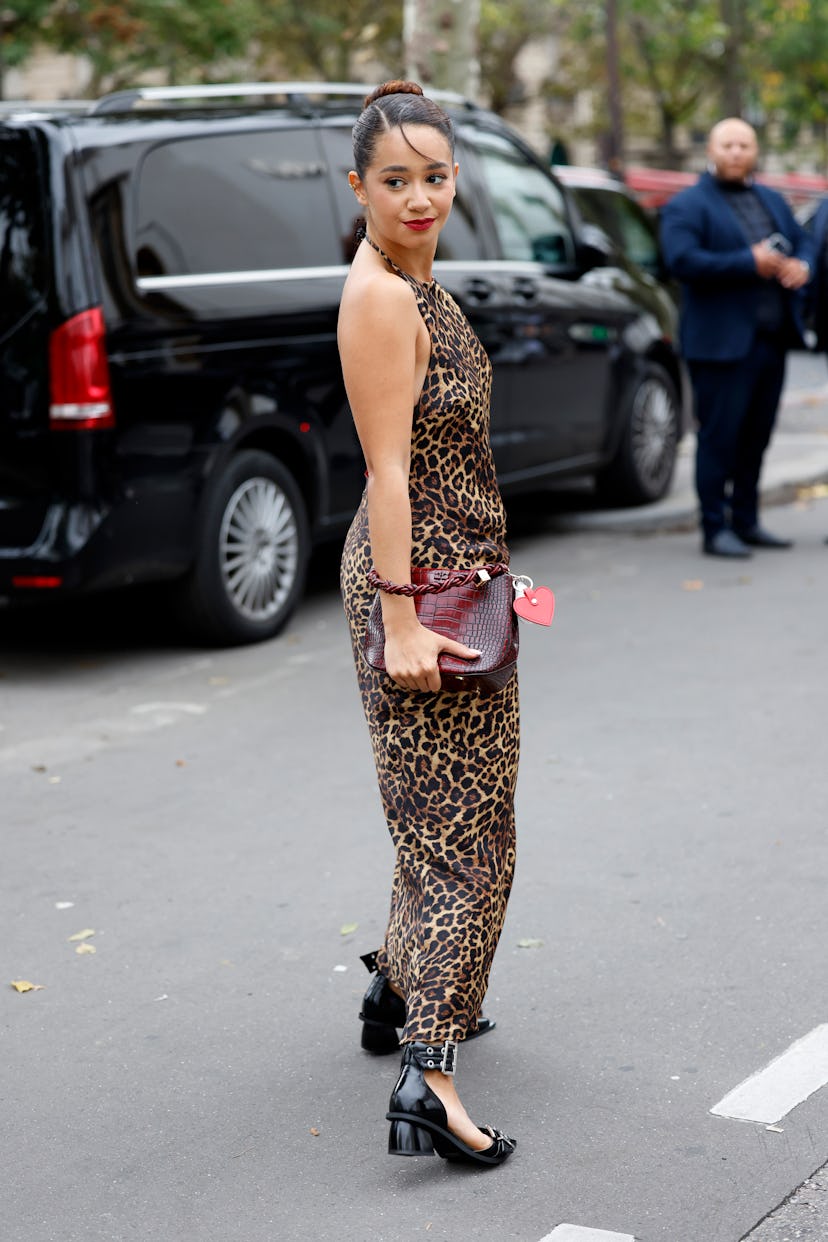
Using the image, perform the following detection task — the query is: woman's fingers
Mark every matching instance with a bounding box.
[387,631,481,691]
[438,638,482,661]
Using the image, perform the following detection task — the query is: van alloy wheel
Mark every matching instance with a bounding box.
[628,373,678,497]
[597,362,680,505]
[219,476,299,622]
[175,449,310,645]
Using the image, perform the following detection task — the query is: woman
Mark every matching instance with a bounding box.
[338,81,519,1166]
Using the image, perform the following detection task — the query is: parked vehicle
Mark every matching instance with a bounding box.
[0,83,689,644]
[553,164,671,279]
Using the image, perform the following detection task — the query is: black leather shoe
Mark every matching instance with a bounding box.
[734,525,793,549]
[359,952,495,1054]
[703,529,752,558]
[386,1040,516,1166]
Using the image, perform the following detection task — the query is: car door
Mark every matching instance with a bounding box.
[461,126,635,480]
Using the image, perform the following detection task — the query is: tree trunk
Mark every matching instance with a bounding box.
[404,0,480,97]
[720,0,745,116]
[605,0,625,171]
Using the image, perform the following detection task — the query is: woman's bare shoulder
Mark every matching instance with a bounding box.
[340,259,417,324]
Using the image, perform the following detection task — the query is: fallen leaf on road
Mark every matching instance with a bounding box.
[11,980,44,993]
[682,579,704,591]
[68,929,95,942]
[310,1127,320,1136]
[75,943,96,955]
[340,922,359,936]
[31,765,47,773]
[175,759,186,767]
[797,482,828,501]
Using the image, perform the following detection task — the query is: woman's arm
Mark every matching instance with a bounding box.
[338,271,479,691]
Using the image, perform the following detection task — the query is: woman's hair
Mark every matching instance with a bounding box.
[352,80,455,178]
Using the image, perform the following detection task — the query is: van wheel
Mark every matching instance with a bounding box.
[176,450,310,645]
[597,362,680,505]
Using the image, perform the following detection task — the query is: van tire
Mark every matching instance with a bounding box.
[175,449,310,645]
[597,362,680,505]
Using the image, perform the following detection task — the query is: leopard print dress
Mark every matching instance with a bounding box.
[340,239,520,1044]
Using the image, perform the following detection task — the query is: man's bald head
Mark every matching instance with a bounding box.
[708,118,759,183]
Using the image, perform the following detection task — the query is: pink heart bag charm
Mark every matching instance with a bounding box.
[511,576,555,627]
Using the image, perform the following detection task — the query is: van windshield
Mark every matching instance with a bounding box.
[0,129,47,341]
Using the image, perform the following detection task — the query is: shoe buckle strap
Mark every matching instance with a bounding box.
[440,1040,458,1075]
[410,1039,459,1074]
[414,1040,459,1075]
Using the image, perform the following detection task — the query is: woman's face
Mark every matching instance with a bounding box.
[350,124,457,250]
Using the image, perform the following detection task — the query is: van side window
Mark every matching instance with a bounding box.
[0,130,47,338]
[436,174,484,261]
[605,193,660,274]
[135,129,340,276]
[472,130,575,267]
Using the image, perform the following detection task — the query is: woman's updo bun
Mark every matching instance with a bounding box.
[352,79,455,178]
[363,80,424,108]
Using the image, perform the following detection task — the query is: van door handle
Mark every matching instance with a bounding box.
[465,278,493,302]
[512,277,538,301]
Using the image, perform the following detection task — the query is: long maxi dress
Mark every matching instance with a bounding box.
[340,239,520,1045]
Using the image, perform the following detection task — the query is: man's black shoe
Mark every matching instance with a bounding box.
[734,525,793,549]
[703,529,753,558]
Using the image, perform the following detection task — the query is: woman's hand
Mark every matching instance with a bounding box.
[385,623,481,693]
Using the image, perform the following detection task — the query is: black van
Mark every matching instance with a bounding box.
[0,84,687,644]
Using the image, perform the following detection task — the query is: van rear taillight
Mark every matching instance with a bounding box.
[49,308,115,430]
[12,576,63,589]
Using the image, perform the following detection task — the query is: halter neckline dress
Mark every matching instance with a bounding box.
[340,234,520,1043]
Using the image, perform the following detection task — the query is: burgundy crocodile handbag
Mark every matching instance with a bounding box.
[362,565,519,693]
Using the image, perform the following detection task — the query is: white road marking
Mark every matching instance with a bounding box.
[130,700,209,717]
[710,1024,828,1124]
[540,1228,635,1241]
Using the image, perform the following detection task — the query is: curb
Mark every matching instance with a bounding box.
[552,435,828,536]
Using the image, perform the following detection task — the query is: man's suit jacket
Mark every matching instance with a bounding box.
[660,171,813,362]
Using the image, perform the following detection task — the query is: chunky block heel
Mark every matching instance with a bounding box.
[361,1018,401,1055]
[387,1116,436,1156]
[385,1041,516,1167]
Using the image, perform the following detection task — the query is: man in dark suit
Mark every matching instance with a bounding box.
[661,118,813,557]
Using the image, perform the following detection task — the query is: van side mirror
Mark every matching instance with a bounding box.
[577,223,613,272]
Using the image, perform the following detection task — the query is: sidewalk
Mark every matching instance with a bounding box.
[556,366,828,535]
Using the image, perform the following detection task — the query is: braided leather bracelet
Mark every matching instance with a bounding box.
[368,563,509,596]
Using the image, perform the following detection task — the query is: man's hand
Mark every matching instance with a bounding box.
[776,256,810,290]
[752,242,784,279]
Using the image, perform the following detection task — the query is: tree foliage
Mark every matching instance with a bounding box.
[757,0,828,138]
[45,0,261,93]
[7,0,828,170]
[0,0,53,85]
[554,0,828,169]
[252,1,401,83]
[479,0,561,114]
[554,0,743,165]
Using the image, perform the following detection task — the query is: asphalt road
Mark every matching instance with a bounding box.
[3,463,828,1242]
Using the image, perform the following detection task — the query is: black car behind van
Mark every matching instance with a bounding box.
[0,84,688,644]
